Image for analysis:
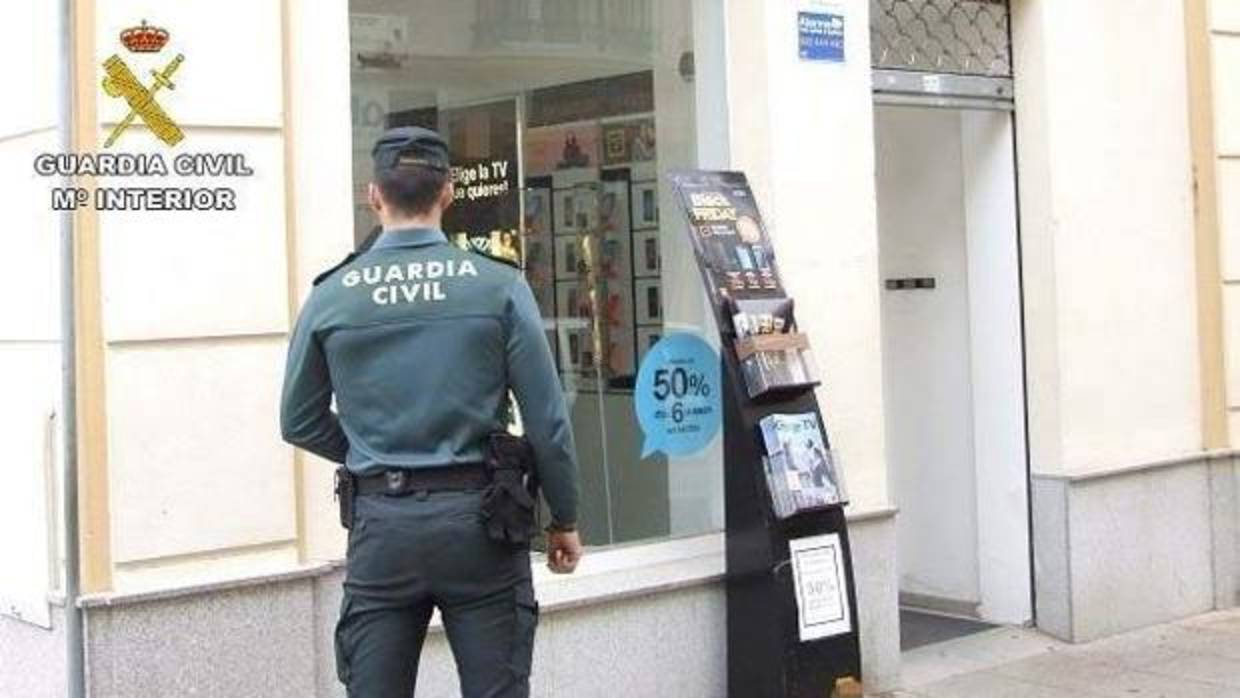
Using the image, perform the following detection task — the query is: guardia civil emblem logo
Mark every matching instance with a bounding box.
[101,20,185,148]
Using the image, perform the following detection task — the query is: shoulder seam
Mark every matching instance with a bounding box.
[500,272,523,340]
[313,251,360,286]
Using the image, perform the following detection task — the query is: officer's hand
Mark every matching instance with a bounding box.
[546,530,583,574]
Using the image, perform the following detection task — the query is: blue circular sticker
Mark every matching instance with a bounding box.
[635,333,722,458]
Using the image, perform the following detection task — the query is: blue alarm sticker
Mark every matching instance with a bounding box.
[635,333,722,458]
[798,11,845,63]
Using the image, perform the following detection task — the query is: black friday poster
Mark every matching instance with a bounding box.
[667,170,785,319]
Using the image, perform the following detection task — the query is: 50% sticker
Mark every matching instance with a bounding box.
[651,367,713,425]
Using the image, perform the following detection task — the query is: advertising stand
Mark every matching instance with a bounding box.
[668,171,863,697]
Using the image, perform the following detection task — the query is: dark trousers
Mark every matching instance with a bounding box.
[335,489,538,698]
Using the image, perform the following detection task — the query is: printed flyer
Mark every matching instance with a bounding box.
[788,533,853,641]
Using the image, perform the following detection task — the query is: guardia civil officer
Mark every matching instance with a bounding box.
[280,127,583,697]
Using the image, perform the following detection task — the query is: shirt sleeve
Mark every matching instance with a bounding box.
[504,275,580,525]
[280,292,349,464]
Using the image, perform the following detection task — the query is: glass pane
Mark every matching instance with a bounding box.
[348,0,722,547]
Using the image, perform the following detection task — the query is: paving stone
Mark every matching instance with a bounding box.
[1142,653,1240,689]
[917,671,1110,698]
[986,651,1127,692]
[1087,669,1240,698]
[898,609,1240,698]
[1169,627,1240,661]
[1180,612,1240,635]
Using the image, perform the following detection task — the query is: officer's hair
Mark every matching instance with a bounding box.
[375,165,450,217]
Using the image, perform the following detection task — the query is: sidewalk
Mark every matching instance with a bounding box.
[880,609,1240,697]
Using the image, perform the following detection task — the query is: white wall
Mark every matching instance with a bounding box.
[876,106,1029,621]
[95,0,299,590]
[1013,0,1202,475]
[962,110,1031,624]
[0,0,62,628]
[1210,2,1240,444]
[876,107,980,607]
[287,0,357,565]
[725,1,901,683]
[728,0,890,513]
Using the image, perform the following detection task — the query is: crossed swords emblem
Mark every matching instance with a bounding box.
[101,53,185,148]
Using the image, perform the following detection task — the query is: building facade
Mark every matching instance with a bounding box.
[2,0,1238,696]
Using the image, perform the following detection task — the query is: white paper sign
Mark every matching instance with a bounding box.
[789,533,851,641]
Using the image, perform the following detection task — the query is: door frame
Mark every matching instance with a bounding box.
[871,77,1036,626]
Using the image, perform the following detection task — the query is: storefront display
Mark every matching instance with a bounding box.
[350,73,668,399]
[349,1,709,548]
[518,96,666,394]
[522,185,555,318]
[360,93,667,398]
[601,118,656,166]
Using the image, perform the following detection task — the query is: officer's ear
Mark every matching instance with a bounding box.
[439,179,455,212]
[367,182,384,215]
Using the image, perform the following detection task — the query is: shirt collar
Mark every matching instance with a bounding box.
[371,227,449,250]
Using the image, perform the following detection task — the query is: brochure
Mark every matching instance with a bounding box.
[759,413,846,516]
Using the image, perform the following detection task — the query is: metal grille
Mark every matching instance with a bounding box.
[870,0,1011,77]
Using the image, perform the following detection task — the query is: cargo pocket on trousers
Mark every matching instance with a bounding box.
[509,582,540,681]
[334,594,355,686]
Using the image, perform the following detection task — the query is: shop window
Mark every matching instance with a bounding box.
[348,1,723,547]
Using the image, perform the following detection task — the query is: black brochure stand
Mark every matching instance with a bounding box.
[668,171,863,698]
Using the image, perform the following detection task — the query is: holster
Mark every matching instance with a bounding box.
[480,432,540,546]
[334,466,355,530]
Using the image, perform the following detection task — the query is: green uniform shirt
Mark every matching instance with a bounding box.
[280,226,579,524]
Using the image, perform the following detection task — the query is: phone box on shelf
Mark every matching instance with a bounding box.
[734,332,820,399]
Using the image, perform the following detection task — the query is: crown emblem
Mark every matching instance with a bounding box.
[120,20,169,53]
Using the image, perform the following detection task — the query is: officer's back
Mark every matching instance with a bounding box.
[310,238,518,468]
[280,127,582,698]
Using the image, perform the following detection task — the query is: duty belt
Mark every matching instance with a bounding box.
[354,463,488,496]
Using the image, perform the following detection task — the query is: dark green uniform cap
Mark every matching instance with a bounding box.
[371,126,451,175]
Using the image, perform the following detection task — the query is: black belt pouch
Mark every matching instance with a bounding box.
[480,433,539,546]
[334,466,355,530]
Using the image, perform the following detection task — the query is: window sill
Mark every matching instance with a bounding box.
[78,562,337,609]
[531,532,726,613]
[75,506,897,614]
[518,504,897,615]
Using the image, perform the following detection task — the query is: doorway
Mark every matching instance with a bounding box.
[874,104,1032,648]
